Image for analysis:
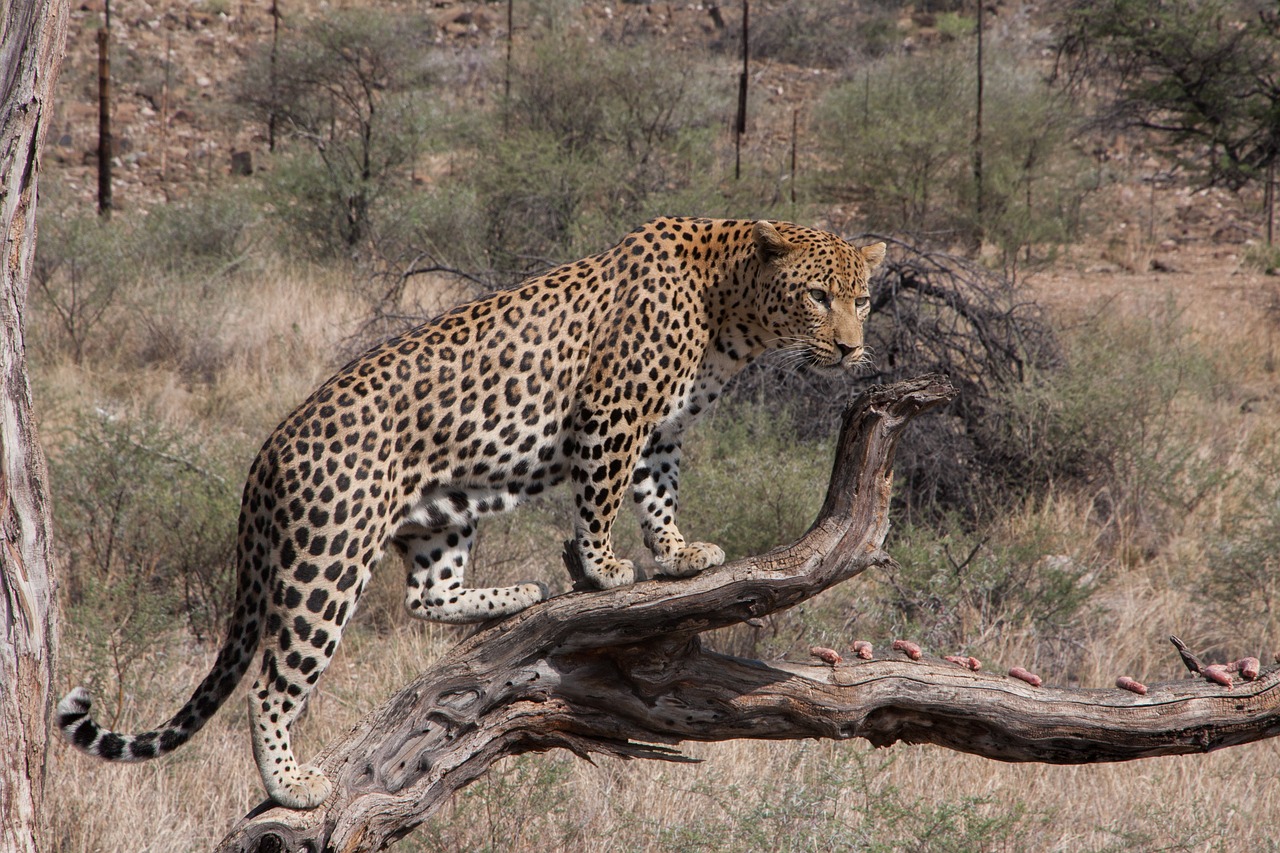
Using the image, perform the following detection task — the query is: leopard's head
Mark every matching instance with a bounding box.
[753,220,886,372]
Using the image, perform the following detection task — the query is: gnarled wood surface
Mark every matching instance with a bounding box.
[2,2,68,850]
[216,375,1280,853]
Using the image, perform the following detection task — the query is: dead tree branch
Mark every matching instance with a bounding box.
[215,375,1280,852]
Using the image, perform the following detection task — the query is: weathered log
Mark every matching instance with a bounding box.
[216,375,1280,852]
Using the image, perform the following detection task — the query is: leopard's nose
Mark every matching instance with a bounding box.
[836,342,860,361]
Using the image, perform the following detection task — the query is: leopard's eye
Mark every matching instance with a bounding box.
[855,296,870,310]
[808,288,831,308]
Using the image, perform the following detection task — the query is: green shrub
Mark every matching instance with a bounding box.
[1207,504,1280,627]
[1243,241,1280,275]
[135,189,254,273]
[32,188,255,367]
[992,307,1233,558]
[818,51,971,235]
[879,519,1096,654]
[653,747,1034,852]
[1204,446,1280,633]
[817,48,1090,258]
[1055,0,1280,193]
[469,129,598,273]
[241,9,436,255]
[680,405,832,563]
[31,208,134,364]
[420,754,577,851]
[263,148,390,258]
[731,0,900,68]
[506,29,719,158]
[935,11,976,39]
[445,30,737,277]
[51,411,240,643]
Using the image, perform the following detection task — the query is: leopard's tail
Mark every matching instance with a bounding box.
[56,560,262,763]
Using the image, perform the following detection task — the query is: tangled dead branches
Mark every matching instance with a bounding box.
[729,237,1061,523]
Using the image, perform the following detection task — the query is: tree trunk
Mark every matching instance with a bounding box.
[214,375,1280,852]
[0,1,69,850]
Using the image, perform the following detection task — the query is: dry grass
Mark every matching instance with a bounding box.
[32,257,360,445]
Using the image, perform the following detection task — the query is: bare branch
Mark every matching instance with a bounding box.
[214,375,1280,852]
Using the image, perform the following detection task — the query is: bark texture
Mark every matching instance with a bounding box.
[0,1,69,851]
[213,374,1280,852]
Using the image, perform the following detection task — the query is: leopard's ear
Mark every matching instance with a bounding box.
[753,221,793,262]
[861,241,887,270]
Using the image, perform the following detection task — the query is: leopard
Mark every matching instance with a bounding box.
[57,217,886,810]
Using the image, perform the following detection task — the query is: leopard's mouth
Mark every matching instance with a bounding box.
[804,347,849,372]
[806,345,871,374]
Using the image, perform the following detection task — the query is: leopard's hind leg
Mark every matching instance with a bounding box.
[395,518,546,624]
[249,559,370,808]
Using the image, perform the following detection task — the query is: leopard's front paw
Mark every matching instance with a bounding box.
[584,556,636,589]
[658,541,725,577]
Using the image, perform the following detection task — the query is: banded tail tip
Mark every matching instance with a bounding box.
[57,686,107,753]
[56,686,93,727]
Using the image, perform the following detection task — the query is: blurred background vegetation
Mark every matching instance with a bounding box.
[35,0,1280,849]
